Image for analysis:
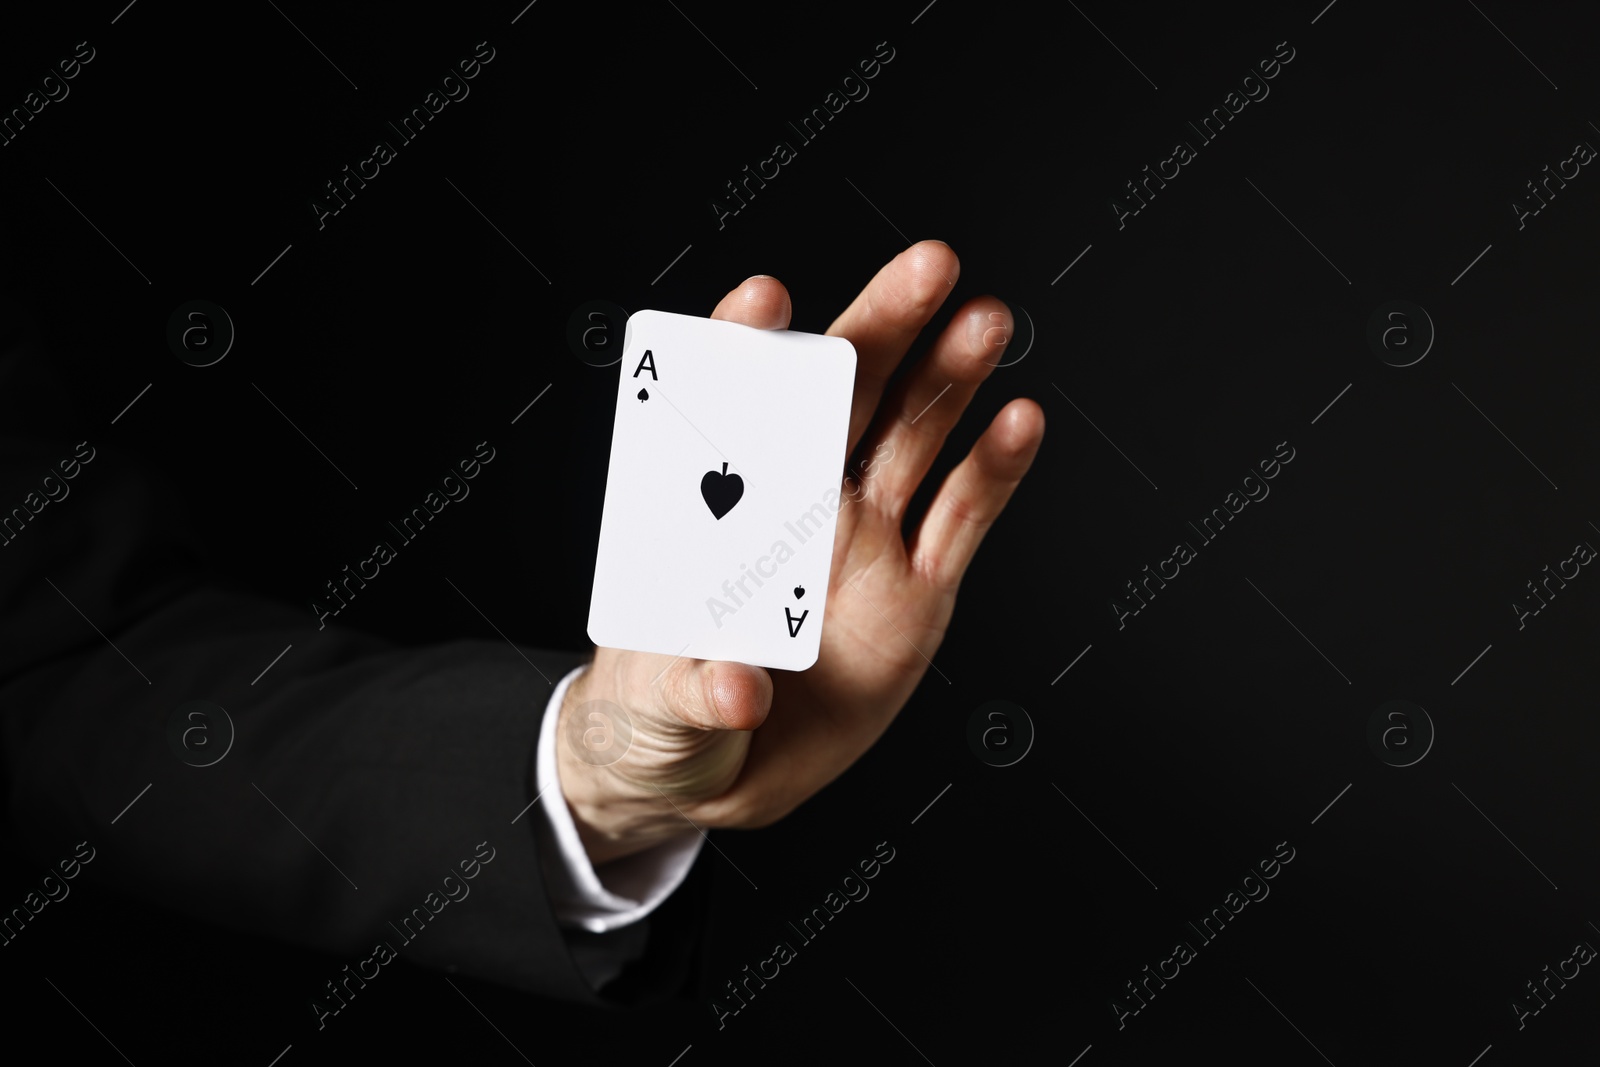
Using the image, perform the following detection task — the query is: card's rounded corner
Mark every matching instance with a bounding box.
[786,645,822,672]
[621,307,662,352]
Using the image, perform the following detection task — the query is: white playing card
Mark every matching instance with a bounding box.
[587,309,857,670]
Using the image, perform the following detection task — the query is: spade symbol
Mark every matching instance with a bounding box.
[637,388,649,402]
[700,462,744,520]
[793,585,805,599]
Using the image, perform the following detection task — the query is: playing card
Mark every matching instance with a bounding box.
[586,309,857,670]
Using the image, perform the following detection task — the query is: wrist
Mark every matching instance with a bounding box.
[556,664,700,866]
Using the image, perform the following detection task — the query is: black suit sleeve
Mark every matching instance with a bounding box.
[0,297,700,1006]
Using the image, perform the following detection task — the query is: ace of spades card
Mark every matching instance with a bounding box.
[586,310,857,670]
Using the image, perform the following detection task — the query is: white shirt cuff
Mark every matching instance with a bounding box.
[535,664,704,933]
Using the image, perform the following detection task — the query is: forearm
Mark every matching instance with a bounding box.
[3,583,604,1001]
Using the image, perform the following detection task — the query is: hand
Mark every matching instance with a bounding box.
[557,241,1045,865]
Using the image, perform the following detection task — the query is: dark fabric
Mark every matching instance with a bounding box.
[0,300,698,1006]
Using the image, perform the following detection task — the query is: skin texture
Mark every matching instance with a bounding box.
[556,240,1046,865]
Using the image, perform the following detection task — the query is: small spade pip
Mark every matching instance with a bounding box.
[637,388,649,402]
[700,462,744,520]
[793,585,805,599]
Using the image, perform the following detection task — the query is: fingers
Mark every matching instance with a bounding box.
[908,398,1045,590]
[858,295,1012,519]
[826,241,961,455]
[711,275,792,329]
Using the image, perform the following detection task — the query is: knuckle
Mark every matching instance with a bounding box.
[941,485,996,538]
[667,661,705,724]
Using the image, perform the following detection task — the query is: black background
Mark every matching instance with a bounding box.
[3,0,1599,1062]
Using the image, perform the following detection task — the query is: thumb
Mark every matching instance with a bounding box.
[652,656,773,733]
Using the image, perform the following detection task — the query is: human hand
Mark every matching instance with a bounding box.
[557,240,1045,865]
